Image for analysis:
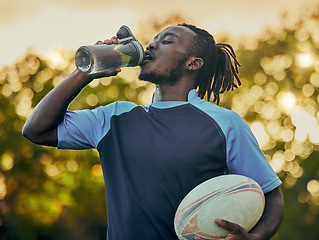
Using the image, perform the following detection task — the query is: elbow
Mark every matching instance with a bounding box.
[22,122,42,144]
[22,123,30,139]
[22,123,38,143]
[22,123,58,147]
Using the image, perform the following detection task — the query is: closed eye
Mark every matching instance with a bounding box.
[163,40,173,44]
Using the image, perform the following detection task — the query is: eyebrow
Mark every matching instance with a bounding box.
[153,32,180,41]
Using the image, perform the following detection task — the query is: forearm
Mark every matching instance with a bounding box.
[23,38,121,146]
[250,187,285,240]
[22,70,92,144]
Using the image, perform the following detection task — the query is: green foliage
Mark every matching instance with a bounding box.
[0,48,151,239]
[0,7,319,240]
[223,6,319,239]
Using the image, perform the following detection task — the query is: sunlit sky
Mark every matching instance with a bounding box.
[0,0,317,66]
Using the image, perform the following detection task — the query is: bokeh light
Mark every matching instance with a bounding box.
[292,108,318,142]
[0,172,6,200]
[251,121,270,148]
[296,52,315,68]
[1,3,319,239]
[91,164,103,177]
[277,92,297,114]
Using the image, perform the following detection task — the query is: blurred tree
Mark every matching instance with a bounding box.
[0,47,150,240]
[228,4,319,240]
[0,14,190,240]
[0,5,319,240]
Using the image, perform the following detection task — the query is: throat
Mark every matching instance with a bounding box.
[153,84,191,102]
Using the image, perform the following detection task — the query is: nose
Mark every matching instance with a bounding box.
[146,41,157,50]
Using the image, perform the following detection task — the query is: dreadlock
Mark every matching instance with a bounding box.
[179,23,241,104]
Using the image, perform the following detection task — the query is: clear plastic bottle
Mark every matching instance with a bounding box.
[75,25,145,75]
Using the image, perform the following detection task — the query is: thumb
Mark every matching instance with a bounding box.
[215,218,240,232]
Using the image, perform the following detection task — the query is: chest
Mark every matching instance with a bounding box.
[99,105,226,173]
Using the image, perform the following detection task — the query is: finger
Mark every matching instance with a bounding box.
[215,219,240,232]
[195,234,225,240]
[104,68,121,76]
[112,68,121,74]
[95,40,103,45]
[102,37,118,45]
[215,218,225,227]
[89,68,121,79]
[103,39,113,44]
[111,36,119,43]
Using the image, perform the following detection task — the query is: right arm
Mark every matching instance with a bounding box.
[22,39,120,147]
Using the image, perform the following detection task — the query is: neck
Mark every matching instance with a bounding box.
[152,78,195,103]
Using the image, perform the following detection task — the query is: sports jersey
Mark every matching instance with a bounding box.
[57,89,282,240]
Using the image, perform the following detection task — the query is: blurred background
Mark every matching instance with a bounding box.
[0,0,319,239]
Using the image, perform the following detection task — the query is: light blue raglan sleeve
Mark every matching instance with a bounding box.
[192,96,282,194]
[223,111,282,194]
[57,101,137,150]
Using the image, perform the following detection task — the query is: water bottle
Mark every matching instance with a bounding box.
[75,25,145,75]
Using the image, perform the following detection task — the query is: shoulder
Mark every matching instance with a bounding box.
[190,98,246,132]
[92,101,141,118]
[57,101,142,150]
[62,101,143,128]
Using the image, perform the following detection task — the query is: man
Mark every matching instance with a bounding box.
[23,24,284,239]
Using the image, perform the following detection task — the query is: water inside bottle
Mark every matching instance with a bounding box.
[75,40,144,75]
[75,48,93,73]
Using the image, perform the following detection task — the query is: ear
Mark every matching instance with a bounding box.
[186,57,204,71]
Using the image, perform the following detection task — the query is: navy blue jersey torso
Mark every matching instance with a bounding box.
[97,103,226,239]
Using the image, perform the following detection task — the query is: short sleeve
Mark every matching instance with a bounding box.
[225,112,282,194]
[57,101,137,150]
[192,98,282,194]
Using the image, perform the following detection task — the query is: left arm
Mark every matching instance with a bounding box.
[216,186,284,240]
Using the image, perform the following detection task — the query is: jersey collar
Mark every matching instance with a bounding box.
[149,89,200,109]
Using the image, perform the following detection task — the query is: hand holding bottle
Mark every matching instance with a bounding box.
[75,25,144,77]
[79,36,122,80]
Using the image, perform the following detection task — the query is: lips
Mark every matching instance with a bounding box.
[142,50,155,65]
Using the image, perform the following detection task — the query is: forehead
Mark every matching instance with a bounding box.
[154,25,196,40]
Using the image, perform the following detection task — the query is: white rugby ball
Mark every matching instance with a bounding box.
[174,174,265,240]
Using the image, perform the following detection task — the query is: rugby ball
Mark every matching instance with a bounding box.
[174,174,265,240]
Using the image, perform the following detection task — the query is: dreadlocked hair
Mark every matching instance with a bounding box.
[179,23,241,104]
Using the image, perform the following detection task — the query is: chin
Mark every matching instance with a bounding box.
[139,63,181,86]
[139,64,153,77]
[138,73,156,84]
[138,67,157,82]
